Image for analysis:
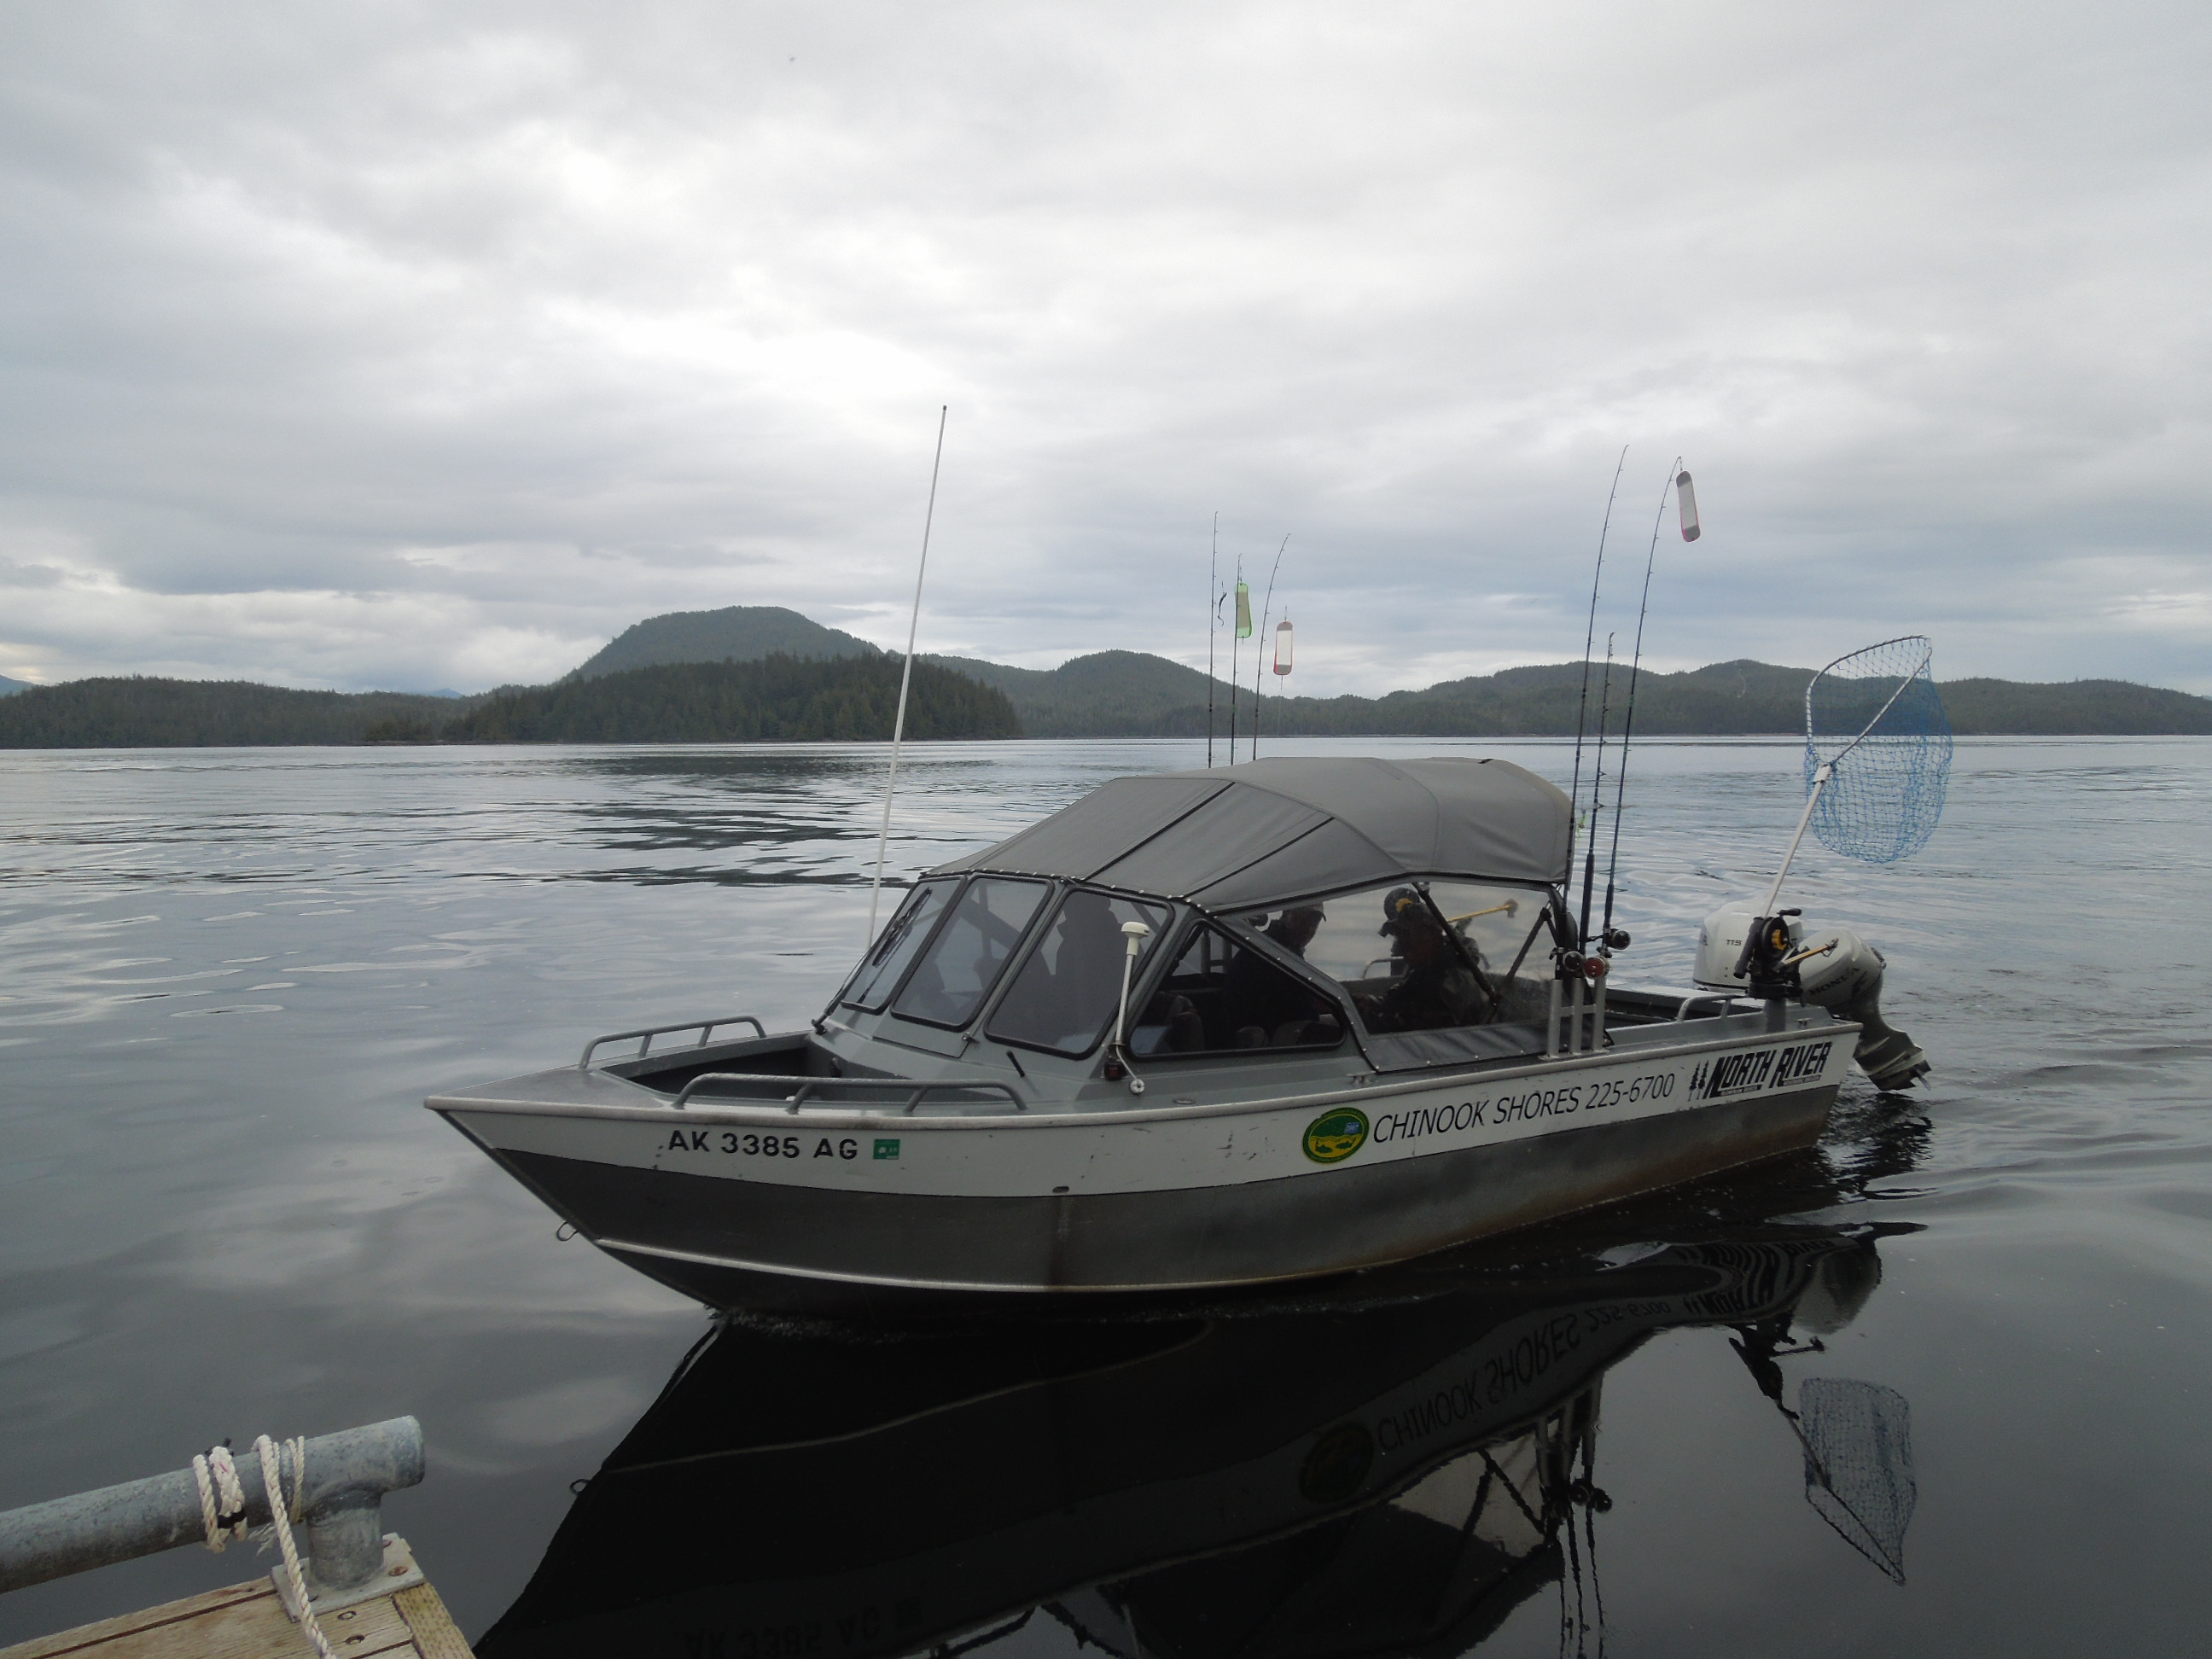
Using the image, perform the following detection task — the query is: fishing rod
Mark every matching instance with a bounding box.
[1567,446,1628,943]
[1206,514,1219,767]
[1251,534,1287,760]
[866,405,948,945]
[1228,551,1246,761]
[1600,458,1686,941]
[1579,632,1616,946]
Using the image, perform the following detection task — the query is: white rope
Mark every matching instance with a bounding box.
[255,1435,336,1659]
[190,1445,248,1552]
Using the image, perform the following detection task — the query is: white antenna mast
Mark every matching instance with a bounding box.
[865,405,948,944]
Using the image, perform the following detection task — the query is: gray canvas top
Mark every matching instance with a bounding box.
[929,756,1574,910]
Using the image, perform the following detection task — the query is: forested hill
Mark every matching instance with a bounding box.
[934,650,2212,737]
[567,605,878,680]
[0,673,30,696]
[439,656,1018,742]
[5,630,2203,747]
[0,658,1020,747]
[0,678,472,747]
[927,649,1225,731]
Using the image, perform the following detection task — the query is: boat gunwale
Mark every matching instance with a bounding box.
[426,1010,1857,1135]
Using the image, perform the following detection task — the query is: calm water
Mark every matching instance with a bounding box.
[2,736,2206,1656]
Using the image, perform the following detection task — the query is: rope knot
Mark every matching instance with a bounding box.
[190,1444,248,1552]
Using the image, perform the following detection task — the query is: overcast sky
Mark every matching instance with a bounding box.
[3,1,2207,696]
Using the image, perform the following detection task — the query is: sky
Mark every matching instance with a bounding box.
[2,1,2208,696]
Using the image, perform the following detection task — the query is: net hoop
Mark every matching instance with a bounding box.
[1803,634,1952,864]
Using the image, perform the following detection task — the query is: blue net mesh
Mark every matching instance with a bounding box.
[1804,636,1953,864]
[1800,1377,1916,1584]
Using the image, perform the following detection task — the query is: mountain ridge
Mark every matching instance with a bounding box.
[3,604,2206,744]
[567,605,878,680]
[929,649,2212,738]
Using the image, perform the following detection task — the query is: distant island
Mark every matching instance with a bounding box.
[441,655,1016,743]
[934,650,2212,740]
[2,603,2207,747]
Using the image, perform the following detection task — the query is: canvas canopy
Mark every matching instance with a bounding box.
[930,756,1574,911]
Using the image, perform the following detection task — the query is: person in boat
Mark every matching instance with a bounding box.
[1220,905,1336,1045]
[1355,888,1489,1033]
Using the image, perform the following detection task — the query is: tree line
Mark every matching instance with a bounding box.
[0,657,1020,748]
[3,650,2202,748]
[439,655,1019,742]
[983,656,2212,738]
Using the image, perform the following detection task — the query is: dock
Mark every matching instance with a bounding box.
[1,1418,469,1659]
[0,1564,471,1659]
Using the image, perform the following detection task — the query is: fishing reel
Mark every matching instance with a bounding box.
[1732,909,1803,1001]
[1556,924,1630,984]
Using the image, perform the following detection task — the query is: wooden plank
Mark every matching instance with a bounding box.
[311,1597,419,1659]
[1,1583,422,1659]
[0,1582,274,1659]
[390,1586,473,1659]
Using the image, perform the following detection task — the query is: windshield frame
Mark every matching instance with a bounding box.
[981,882,1177,1060]
[885,874,1055,1032]
[832,876,962,1015]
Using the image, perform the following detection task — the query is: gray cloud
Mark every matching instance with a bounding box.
[2,0,2207,694]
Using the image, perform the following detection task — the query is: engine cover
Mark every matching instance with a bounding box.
[1693,905,1801,992]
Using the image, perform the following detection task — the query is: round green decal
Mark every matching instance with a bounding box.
[1303,1107,1370,1164]
[1299,1422,1375,1503]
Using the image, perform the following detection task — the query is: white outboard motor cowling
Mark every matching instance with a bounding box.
[1693,905,1798,992]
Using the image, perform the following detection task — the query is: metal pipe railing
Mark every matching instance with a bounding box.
[670,1074,1026,1115]
[578,1015,767,1071]
[0,1417,423,1599]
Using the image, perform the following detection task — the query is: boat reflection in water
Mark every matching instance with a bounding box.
[480,1216,1919,1658]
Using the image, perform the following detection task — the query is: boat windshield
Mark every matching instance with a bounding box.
[987,889,1173,1057]
[840,879,957,1012]
[889,877,1051,1028]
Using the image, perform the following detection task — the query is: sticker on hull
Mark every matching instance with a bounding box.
[1304,1108,1370,1164]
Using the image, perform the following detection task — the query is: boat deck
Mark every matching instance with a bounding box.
[0,1573,472,1659]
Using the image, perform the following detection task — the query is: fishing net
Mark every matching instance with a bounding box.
[1803,636,1953,864]
[1799,1377,1916,1583]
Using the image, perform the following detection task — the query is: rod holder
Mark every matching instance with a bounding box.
[0,1417,424,1598]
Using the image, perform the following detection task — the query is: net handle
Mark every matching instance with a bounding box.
[1753,761,1833,928]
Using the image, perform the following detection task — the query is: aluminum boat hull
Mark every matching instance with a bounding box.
[432,1013,1848,1314]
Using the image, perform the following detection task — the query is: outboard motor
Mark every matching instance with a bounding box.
[1696,905,1930,1091]
[1793,927,1930,1091]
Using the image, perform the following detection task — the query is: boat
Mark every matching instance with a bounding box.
[428,754,1928,1314]
[475,1226,1911,1658]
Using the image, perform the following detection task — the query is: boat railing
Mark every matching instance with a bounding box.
[579,1015,769,1071]
[670,1073,1027,1115]
[1673,994,1746,1020]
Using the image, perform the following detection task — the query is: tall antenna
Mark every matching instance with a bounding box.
[1568,446,1628,941]
[1206,515,1219,767]
[865,405,947,945]
[1601,458,1683,939]
[1252,534,1287,760]
[1228,556,1247,761]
